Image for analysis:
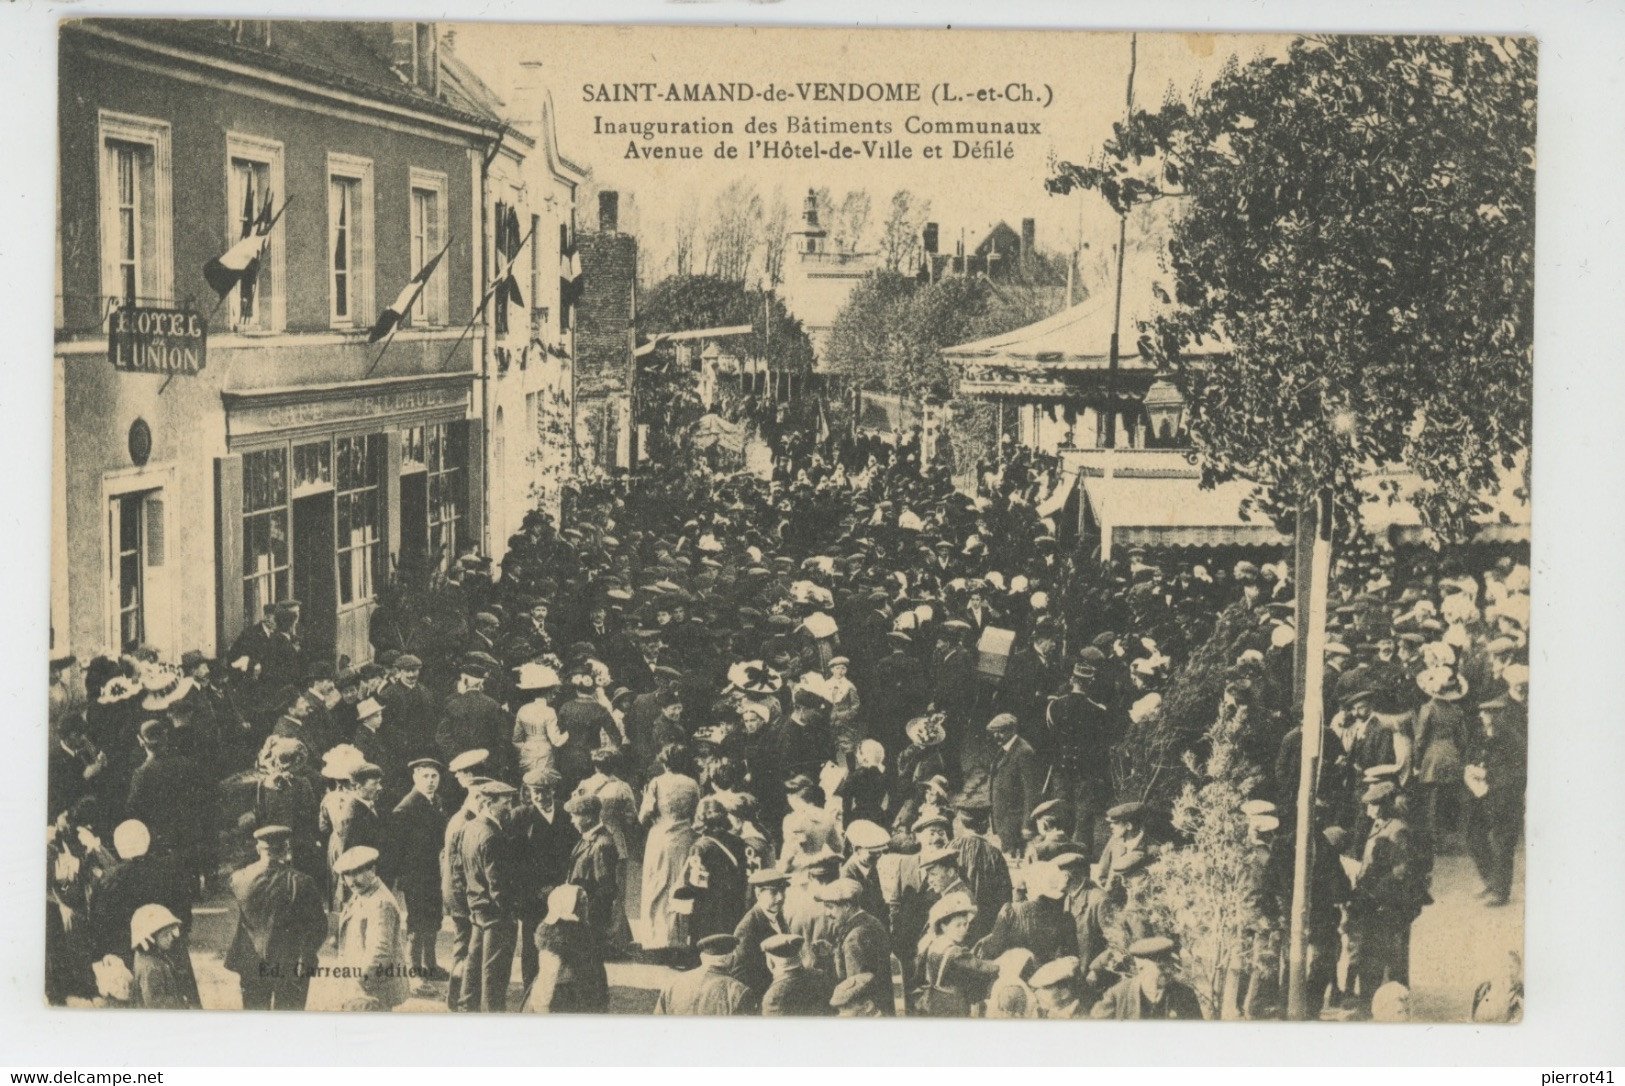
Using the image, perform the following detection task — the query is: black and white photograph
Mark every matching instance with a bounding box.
[42,18,1539,1027]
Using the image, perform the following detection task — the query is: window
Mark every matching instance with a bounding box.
[224,133,285,331]
[335,435,382,606]
[228,20,272,47]
[426,422,467,570]
[98,113,172,308]
[328,154,375,328]
[241,447,290,622]
[113,494,146,651]
[409,168,449,326]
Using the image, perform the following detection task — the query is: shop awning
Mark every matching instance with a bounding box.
[944,293,1231,369]
[1355,462,1531,545]
[1081,473,1287,556]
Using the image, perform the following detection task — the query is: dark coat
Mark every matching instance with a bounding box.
[567,824,620,942]
[975,896,1080,965]
[126,751,210,858]
[728,903,788,995]
[1091,975,1205,1019]
[133,943,201,1009]
[387,789,448,931]
[687,830,750,941]
[829,909,894,1014]
[762,964,836,1016]
[458,813,517,923]
[512,803,580,915]
[437,690,513,777]
[87,852,193,960]
[988,736,1042,853]
[223,857,328,981]
[376,681,440,761]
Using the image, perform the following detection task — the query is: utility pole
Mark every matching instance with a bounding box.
[1104,32,1136,450]
[1286,489,1333,1019]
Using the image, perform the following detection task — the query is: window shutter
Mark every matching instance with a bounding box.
[215,455,245,650]
[144,495,164,566]
[428,191,444,322]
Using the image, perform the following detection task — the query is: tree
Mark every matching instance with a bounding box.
[702,180,765,283]
[1048,33,1535,1019]
[878,189,930,273]
[638,274,815,376]
[761,186,790,287]
[831,190,874,254]
[1048,36,1534,535]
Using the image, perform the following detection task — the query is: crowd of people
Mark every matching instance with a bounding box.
[44,423,1530,1020]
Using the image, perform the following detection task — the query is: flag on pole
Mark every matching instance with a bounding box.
[368,237,451,344]
[203,191,284,298]
[560,246,584,308]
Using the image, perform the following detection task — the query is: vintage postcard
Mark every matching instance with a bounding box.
[46,20,1532,1023]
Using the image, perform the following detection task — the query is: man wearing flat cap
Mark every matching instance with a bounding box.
[653,933,758,1015]
[456,781,521,1012]
[328,763,387,911]
[831,972,884,1017]
[377,654,438,763]
[986,713,1041,857]
[1041,652,1120,856]
[814,877,894,1014]
[513,765,579,990]
[1096,802,1152,892]
[389,757,449,984]
[565,792,621,953]
[729,867,791,997]
[761,932,836,1016]
[1091,936,1205,1019]
[224,825,329,1011]
[1029,955,1086,1018]
[330,845,410,1011]
[1348,780,1429,1007]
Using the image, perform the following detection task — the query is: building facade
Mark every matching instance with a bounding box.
[54,19,503,666]
[479,78,586,554]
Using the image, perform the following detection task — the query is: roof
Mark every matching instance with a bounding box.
[944,292,1229,368]
[70,19,505,133]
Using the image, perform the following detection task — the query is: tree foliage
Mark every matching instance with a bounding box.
[825,266,1070,404]
[638,273,816,375]
[878,189,931,273]
[1048,36,1536,539]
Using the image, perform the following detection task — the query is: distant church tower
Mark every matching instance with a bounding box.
[789,188,828,255]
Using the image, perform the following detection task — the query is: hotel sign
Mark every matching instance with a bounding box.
[108,306,208,375]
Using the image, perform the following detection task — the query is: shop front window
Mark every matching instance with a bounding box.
[427,421,467,570]
[336,434,381,606]
[242,446,290,621]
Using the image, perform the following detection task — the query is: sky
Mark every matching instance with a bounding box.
[451,24,1289,285]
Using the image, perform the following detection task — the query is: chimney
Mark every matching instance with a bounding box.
[599,191,620,233]
[389,23,416,81]
[923,222,939,255]
[1021,218,1036,259]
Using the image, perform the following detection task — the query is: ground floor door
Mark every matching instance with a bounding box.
[292,491,337,667]
[398,469,428,579]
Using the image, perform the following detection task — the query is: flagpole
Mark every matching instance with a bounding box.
[365,235,454,379]
[437,224,536,371]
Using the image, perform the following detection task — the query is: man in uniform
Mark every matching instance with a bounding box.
[815,876,894,1015]
[729,866,790,998]
[388,757,448,986]
[440,757,489,1011]
[652,934,758,1015]
[761,933,835,1016]
[457,780,520,1013]
[223,825,328,1011]
[1091,936,1205,1019]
